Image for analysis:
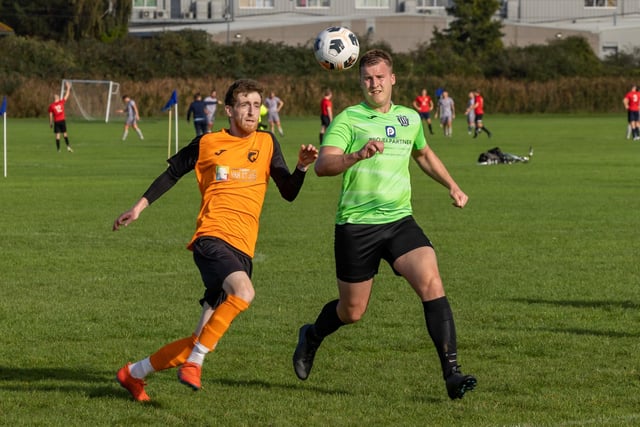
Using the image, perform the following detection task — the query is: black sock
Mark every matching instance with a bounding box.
[483,127,491,135]
[428,124,433,134]
[65,137,69,145]
[319,133,323,144]
[312,299,344,340]
[423,296,458,379]
[55,140,60,150]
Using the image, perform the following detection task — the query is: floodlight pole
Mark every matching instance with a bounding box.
[224,0,233,46]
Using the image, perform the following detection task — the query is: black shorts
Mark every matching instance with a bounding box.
[334,216,433,283]
[192,237,253,307]
[474,114,484,123]
[419,112,431,120]
[53,121,67,133]
[320,114,331,127]
[628,111,639,122]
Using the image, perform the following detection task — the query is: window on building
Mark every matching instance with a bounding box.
[584,0,616,7]
[296,0,330,7]
[239,0,274,8]
[417,0,448,8]
[133,0,157,6]
[355,0,390,8]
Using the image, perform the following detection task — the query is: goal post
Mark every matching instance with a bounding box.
[60,79,121,123]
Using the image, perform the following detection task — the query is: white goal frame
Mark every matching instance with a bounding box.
[60,79,121,123]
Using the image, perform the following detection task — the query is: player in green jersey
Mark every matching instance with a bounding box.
[293,49,477,400]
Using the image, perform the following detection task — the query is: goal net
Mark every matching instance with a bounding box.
[61,79,120,123]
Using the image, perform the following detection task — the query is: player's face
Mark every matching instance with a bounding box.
[227,91,262,137]
[360,60,395,112]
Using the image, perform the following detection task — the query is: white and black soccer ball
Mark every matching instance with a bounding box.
[314,26,360,71]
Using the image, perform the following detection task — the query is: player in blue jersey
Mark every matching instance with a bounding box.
[292,49,476,400]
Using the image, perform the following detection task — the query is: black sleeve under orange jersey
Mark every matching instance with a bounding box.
[142,136,201,204]
[267,132,307,202]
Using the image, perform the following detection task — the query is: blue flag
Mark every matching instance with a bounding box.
[0,96,6,115]
[162,90,178,111]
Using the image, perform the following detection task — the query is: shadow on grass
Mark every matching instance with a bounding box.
[510,298,640,310]
[0,366,162,405]
[210,377,352,396]
[0,366,350,402]
[510,297,640,338]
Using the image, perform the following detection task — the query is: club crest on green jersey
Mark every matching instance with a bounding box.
[396,115,410,127]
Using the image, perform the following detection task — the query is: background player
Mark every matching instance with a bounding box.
[412,88,435,135]
[48,81,73,152]
[623,84,639,140]
[319,88,333,144]
[118,95,144,141]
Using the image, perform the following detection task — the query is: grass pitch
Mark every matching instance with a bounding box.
[0,114,639,426]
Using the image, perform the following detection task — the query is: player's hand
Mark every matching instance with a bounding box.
[450,186,468,209]
[357,140,384,160]
[297,144,319,171]
[113,210,139,231]
[113,199,149,231]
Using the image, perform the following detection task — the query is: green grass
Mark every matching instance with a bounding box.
[1,114,639,426]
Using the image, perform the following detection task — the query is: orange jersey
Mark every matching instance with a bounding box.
[142,128,305,258]
[189,129,275,257]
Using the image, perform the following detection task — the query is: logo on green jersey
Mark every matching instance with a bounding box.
[385,126,396,137]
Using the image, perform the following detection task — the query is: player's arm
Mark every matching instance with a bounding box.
[133,102,140,120]
[49,111,53,127]
[277,99,284,111]
[63,81,71,101]
[314,141,383,177]
[412,145,468,209]
[113,137,201,231]
[623,97,629,109]
[269,139,317,201]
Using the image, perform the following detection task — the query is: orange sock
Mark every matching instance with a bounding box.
[198,294,250,350]
[149,334,198,371]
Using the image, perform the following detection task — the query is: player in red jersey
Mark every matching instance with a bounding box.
[413,88,435,135]
[319,88,333,143]
[113,79,318,401]
[48,81,73,152]
[623,84,639,140]
[471,89,492,138]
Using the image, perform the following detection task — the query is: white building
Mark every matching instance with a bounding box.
[129,1,640,58]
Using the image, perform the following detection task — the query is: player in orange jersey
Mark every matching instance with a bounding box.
[113,79,318,401]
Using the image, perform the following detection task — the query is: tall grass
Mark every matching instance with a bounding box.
[0,114,638,426]
[5,75,636,119]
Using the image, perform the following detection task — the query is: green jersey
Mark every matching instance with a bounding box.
[323,102,427,225]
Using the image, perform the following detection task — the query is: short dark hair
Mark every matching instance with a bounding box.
[225,79,263,106]
[359,49,393,72]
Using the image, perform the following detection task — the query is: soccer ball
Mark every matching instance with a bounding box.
[314,26,360,71]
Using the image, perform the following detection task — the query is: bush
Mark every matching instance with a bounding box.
[0,31,638,117]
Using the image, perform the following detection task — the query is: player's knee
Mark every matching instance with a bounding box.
[337,304,366,324]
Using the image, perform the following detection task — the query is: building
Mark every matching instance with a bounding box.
[129,1,640,58]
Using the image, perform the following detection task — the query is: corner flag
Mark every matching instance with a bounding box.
[2,96,7,178]
[162,90,178,112]
[162,90,179,157]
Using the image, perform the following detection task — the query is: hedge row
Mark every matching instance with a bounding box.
[1,31,638,117]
